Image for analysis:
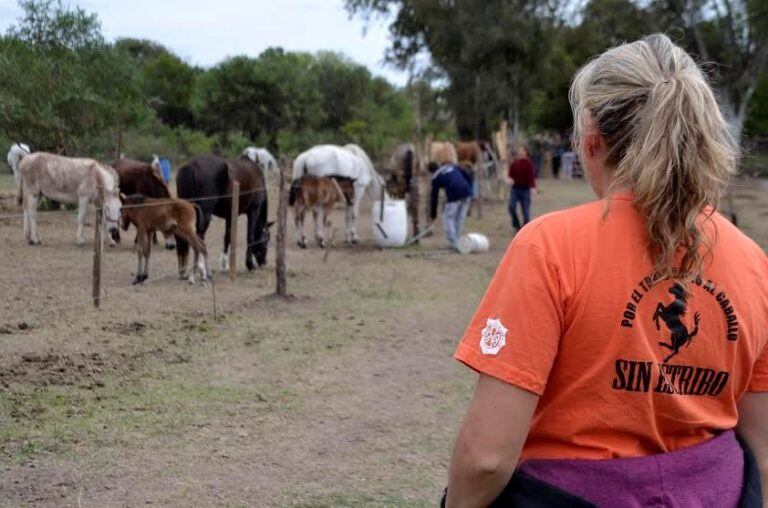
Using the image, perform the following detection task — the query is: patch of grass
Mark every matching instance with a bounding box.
[286,491,431,507]
[0,377,272,463]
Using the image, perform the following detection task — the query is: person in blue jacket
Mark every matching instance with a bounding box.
[429,161,473,250]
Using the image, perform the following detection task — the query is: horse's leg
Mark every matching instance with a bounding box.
[321,203,333,248]
[295,205,307,249]
[75,196,89,246]
[220,215,231,272]
[350,187,365,244]
[26,193,41,245]
[344,203,352,244]
[245,208,257,271]
[143,235,152,283]
[312,206,323,247]
[133,228,147,284]
[176,233,190,280]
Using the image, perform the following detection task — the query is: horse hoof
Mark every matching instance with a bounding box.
[132,278,143,285]
[76,240,86,247]
[165,243,176,251]
[351,239,359,245]
[297,240,307,249]
[28,239,41,246]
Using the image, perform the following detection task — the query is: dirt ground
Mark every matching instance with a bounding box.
[0,175,765,507]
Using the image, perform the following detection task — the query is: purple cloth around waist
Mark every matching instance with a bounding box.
[518,431,744,508]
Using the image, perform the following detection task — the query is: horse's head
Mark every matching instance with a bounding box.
[103,187,122,236]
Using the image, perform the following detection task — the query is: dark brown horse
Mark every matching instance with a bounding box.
[176,155,271,271]
[112,158,174,247]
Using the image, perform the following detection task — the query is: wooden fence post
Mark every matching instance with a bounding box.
[275,158,289,297]
[92,205,103,308]
[229,181,240,281]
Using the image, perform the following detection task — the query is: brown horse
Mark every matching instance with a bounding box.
[289,175,354,248]
[455,141,482,165]
[112,158,174,248]
[429,141,458,166]
[120,195,208,285]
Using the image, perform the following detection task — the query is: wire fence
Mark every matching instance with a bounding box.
[0,185,270,221]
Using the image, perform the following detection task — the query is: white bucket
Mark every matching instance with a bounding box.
[372,199,408,247]
[457,233,490,254]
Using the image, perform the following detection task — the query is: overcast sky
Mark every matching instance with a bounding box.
[0,0,408,85]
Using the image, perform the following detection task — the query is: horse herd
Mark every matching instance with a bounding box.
[6,142,390,285]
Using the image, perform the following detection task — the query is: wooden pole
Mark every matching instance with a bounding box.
[92,204,103,308]
[229,180,240,281]
[275,159,289,297]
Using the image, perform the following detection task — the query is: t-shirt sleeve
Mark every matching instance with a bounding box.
[454,240,564,395]
[748,343,768,392]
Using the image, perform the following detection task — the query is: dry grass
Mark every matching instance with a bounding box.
[0,177,764,507]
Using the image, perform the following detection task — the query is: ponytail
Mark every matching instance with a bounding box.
[570,33,738,282]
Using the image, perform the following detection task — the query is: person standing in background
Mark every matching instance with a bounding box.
[507,147,536,230]
[429,162,473,250]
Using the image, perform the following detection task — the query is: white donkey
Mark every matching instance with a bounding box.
[242,147,279,180]
[17,152,122,246]
[292,144,387,243]
[7,143,30,181]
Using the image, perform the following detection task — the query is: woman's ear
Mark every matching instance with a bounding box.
[584,133,602,158]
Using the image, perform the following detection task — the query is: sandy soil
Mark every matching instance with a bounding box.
[0,176,764,507]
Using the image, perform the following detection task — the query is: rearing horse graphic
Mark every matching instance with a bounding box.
[652,283,701,363]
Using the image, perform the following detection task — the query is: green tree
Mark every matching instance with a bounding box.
[0,0,148,153]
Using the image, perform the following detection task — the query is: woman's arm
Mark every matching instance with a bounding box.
[738,392,768,505]
[446,374,539,508]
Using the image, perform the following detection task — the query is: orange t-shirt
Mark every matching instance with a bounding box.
[455,192,768,460]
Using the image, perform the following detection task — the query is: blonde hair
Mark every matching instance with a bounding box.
[569,33,738,282]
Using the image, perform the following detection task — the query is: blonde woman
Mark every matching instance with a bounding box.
[445,34,768,507]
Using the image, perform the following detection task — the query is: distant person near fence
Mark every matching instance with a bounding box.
[506,147,536,230]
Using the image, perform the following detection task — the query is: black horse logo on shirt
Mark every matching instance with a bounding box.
[652,283,701,363]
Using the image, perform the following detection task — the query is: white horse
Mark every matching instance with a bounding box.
[7,143,30,181]
[292,144,387,243]
[17,152,122,246]
[242,147,279,179]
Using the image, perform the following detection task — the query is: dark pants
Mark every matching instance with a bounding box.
[508,187,531,229]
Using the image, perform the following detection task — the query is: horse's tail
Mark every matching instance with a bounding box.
[288,179,301,207]
[193,202,205,236]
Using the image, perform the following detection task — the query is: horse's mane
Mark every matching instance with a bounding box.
[122,193,147,205]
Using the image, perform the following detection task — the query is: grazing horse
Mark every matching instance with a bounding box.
[111,158,175,248]
[428,141,458,166]
[455,141,482,165]
[120,195,208,285]
[7,143,30,181]
[289,175,354,248]
[17,152,122,246]
[242,147,279,180]
[389,142,420,235]
[176,154,271,271]
[292,144,387,243]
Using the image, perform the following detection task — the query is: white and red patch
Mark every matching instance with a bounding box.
[480,317,507,355]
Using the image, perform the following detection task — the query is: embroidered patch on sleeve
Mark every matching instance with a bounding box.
[480,317,507,355]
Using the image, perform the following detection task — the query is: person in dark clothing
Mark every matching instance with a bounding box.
[507,147,536,230]
[429,162,473,250]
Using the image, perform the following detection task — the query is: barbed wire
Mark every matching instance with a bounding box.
[0,185,270,220]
